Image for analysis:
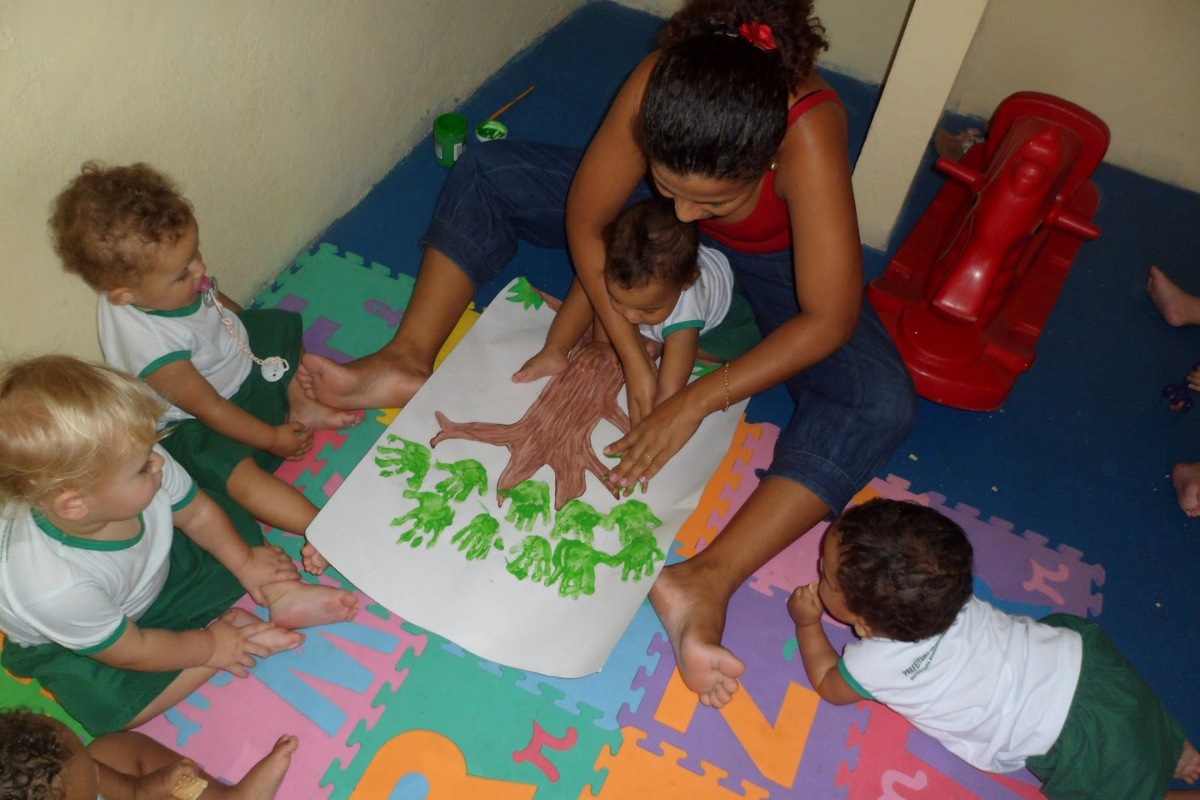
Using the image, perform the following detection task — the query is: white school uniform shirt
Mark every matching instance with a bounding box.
[0,447,196,654]
[839,596,1082,773]
[98,296,252,425]
[638,245,734,343]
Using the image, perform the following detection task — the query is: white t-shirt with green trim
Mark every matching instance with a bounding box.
[98,296,252,424]
[839,596,1082,773]
[0,446,197,653]
[638,245,733,344]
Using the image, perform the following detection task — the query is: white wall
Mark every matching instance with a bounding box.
[0,0,581,363]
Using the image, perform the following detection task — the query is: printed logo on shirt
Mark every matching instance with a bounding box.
[902,637,943,680]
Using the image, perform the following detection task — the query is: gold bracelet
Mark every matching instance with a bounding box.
[722,361,731,412]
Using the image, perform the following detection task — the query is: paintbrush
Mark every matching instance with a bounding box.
[489,85,535,121]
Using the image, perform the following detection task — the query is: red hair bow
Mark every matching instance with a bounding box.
[739,21,777,51]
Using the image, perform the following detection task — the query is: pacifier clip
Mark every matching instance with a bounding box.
[198,276,289,382]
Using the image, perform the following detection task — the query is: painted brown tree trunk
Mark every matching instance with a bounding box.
[430,353,630,510]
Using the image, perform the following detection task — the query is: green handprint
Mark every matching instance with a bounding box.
[391,489,455,547]
[610,531,665,581]
[451,512,504,561]
[434,458,488,502]
[507,535,553,581]
[607,499,663,546]
[375,435,431,490]
[548,499,608,544]
[544,538,613,599]
[498,480,551,532]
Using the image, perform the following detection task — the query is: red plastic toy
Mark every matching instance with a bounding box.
[868,91,1110,411]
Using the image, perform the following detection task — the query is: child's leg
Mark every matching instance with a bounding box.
[227,458,328,574]
[289,352,365,429]
[90,730,298,799]
[513,278,595,382]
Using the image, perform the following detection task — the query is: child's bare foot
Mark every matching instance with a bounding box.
[222,607,305,652]
[302,352,429,410]
[1149,266,1200,327]
[266,582,358,629]
[1172,462,1200,516]
[1176,740,1200,784]
[513,346,569,382]
[288,376,366,430]
[229,734,299,799]
[301,540,330,575]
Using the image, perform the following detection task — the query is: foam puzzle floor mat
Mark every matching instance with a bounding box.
[0,243,1103,799]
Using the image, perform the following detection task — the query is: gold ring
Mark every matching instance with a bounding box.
[643,453,654,464]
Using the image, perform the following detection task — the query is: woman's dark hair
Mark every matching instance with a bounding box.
[832,499,975,642]
[636,0,829,182]
[604,198,700,290]
[0,709,70,800]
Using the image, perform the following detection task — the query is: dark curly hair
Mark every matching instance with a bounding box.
[636,0,829,182]
[49,161,195,292]
[832,499,974,642]
[0,709,71,800]
[603,198,700,290]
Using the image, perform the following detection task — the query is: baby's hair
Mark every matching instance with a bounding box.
[0,709,71,800]
[832,499,974,642]
[49,160,195,292]
[637,0,829,182]
[603,198,700,291]
[0,355,164,510]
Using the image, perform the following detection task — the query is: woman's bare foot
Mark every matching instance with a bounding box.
[1176,740,1200,784]
[266,582,359,630]
[1172,462,1200,516]
[1149,267,1200,327]
[649,562,746,709]
[513,345,569,383]
[300,540,330,575]
[287,374,365,430]
[228,734,299,799]
[301,351,430,411]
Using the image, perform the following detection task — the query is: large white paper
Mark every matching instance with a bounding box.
[309,278,746,677]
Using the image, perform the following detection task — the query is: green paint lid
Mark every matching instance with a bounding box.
[475,120,508,142]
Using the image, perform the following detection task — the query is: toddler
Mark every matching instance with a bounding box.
[0,708,295,799]
[513,197,758,405]
[0,356,358,735]
[50,162,361,574]
[790,498,1200,799]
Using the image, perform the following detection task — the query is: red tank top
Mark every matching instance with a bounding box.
[699,89,845,254]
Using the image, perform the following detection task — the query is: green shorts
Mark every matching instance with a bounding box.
[1026,614,1186,800]
[160,308,302,492]
[697,286,762,363]
[0,493,261,736]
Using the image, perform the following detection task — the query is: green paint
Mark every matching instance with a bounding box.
[498,480,551,531]
[549,498,608,544]
[375,435,432,490]
[609,530,665,581]
[451,512,503,561]
[606,499,663,546]
[544,538,613,599]
[504,276,544,309]
[434,458,488,501]
[391,489,455,547]
[507,535,553,581]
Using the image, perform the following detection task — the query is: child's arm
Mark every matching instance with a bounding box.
[788,582,865,705]
[145,360,312,459]
[656,327,701,404]
[89,613,275,677]
[174,490,301,605]
[94,740,204,800]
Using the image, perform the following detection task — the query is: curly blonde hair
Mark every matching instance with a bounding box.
[0,355,163,510]
[49,161,195,292]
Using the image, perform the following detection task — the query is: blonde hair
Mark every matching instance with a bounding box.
[49,161,195,292]
[0,356,164,510]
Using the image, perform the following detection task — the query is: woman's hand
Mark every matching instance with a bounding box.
[603,387,705,494]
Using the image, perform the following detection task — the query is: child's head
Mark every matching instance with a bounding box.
[50,161,206,312]
[603,198,700,326]
[0,710,96,800]
[819,499,974,642]
[0,356,163,514]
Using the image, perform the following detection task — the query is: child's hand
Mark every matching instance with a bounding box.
[788,581,826,628]
[236,544,301,605]
[133,757,202,800]
[206,616,275,677]
[269,421,314,460]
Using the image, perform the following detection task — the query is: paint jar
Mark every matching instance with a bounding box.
[433,113,468,167]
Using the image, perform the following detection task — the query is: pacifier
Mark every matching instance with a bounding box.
[198,275,217,306]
